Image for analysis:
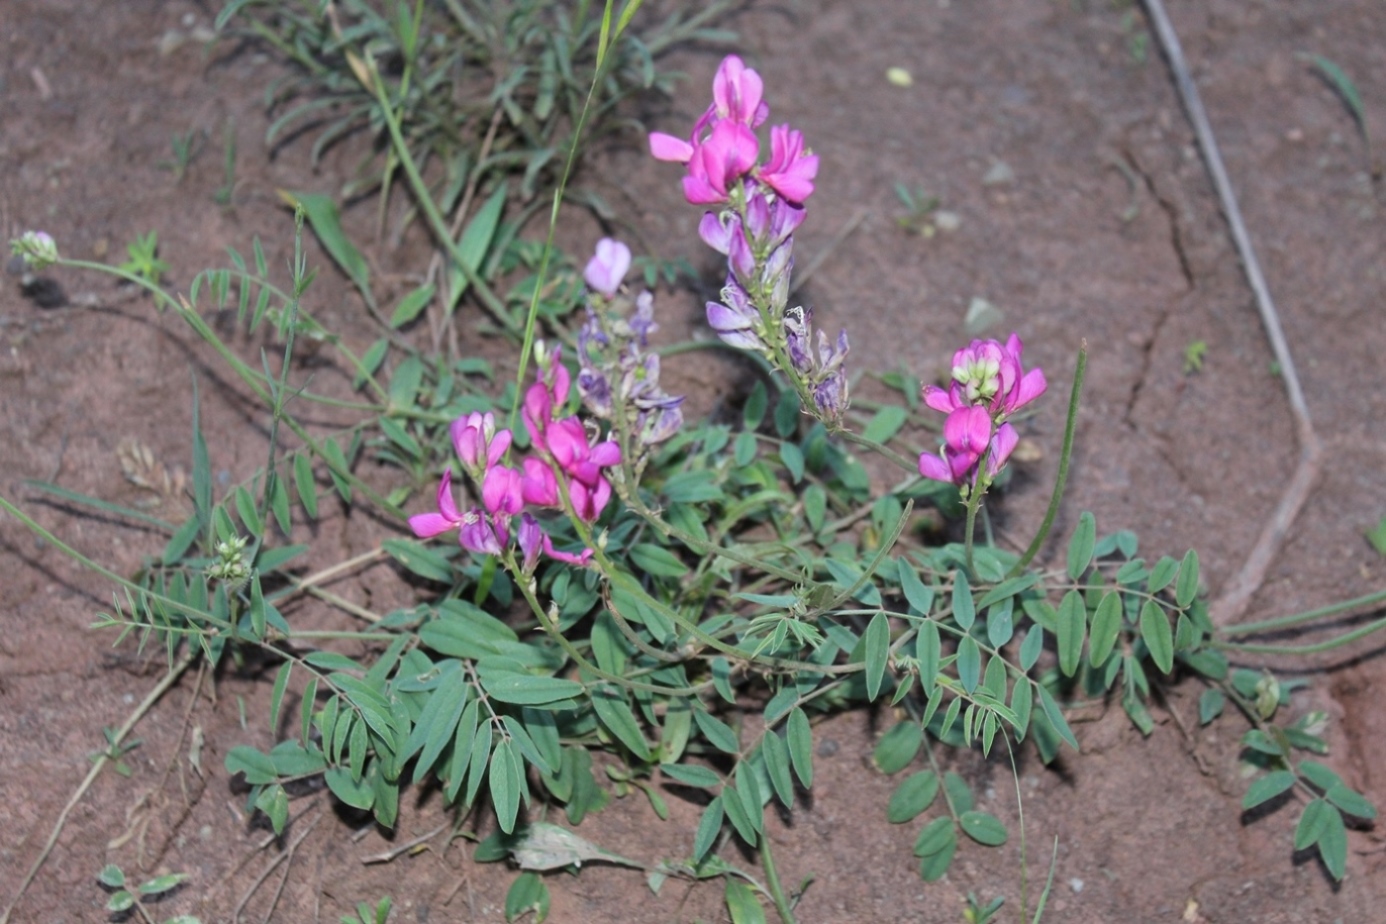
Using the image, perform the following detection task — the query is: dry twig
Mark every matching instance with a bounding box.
[1142,0,1323,627]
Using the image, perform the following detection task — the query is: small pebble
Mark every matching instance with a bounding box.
[933,210,961,232]
[886,67,913,88]
[982,159,1015,186]
[816,738,839,757]
[1070,878,1085,893]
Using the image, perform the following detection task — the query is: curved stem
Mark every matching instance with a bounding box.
[1007,342,1086,579]
[1218,587,1386,637]
[1212,613,1386,655]
[835,430,921,477]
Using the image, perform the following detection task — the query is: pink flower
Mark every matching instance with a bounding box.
[710,55,769,128]
[522,347,572,445]
[758,125,818,204]
[649,131,695,164]
[451,412,511,475]
[542,534,594,567]
[521,457,560,508]
[922,333,1047,420]
[987,423,1019,478]
[918,406,994,486]
[584,238,632,297]
[683,120,760,205]
[409,469,465,538]
[517,513,543,572]
[481,464,524,516]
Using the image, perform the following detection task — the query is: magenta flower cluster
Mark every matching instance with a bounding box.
[651,55,849,423]
[917,334,1047,490]
[409,349,622,568]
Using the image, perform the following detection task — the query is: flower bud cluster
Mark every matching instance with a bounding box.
[410,347,623,570]
[11,231,59,272]
[651,55,849,424]
[917,334,1047,493]
[577,239,685,459]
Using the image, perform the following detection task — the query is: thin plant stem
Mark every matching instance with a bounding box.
[1007,342,1087,579]
[963,490,982,578]
[1212,613,1386,656]
[758,833,797,924]
[1218,586,1386,637]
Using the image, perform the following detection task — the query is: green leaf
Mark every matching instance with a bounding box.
[1366,515,1386,557]
[914,816,956,857]
[1037,684,1079,752]
[489,739,523,834]
[478,670,584,706]
[505,872,550,924]
[354,338,388,391]
[1300,760,1345,793]
[106,891,136,913]
[1067,511,1096,580]
[1295,798,1332,850]
[1056,590,1086,677]
[864,611,890,701]
[1139,600,1174,674]
[952,572,975,631]
[1243,770,1296,809]
[693,796,725,862]
[662,762,722,790]
[1010,677,1033,740]
[268,661,292,736]
[591,686,651,761]
[225,746,277,785]
[1088,591,1122,667]
[628,543,686,579]
[390,282,435,328]
[694,710,740,755]
[887,771,939,823]
[1325,783,1376,820]
[733,430,757,467]
[1175,549,1200,607]
[1198,688,1225,725]
[406,664,469,784]
[803,483,826,532]
[725,877,767,924]
[1147,556,1179,594]
[918,827,957,881]
[743,381,768,430]
[899,560,935,615]
[761,732,795,808]
[269,740,326,777]
[255,785,289,835]
[325,766,374,810]
[774,388,801,437]
[720,782,759,846]
[97,864,125,888]
[293,192,370,294]
[959,810,1008,846]
[873,720,922,774]
[779,442,805,483]
[862,405,908,444]
[787,707,813,788]
[293,453,318,519]
[1306,54,1366,142]
[1020,625,1044,672]
[382,538,455,584]
[916,620,941,696]
[957,636,982,694]
[1317,803,1348,881]
[944,771,975,813]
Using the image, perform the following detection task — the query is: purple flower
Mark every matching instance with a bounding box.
[541,534,594,567]
[517,514,543,572]
[987,422,1019,478]
[784,306,813,373]
[707,277,766,351]
[409,468,466,538]
[743,191,805,251]
[584,238,632,297]
[459,508,505,556]
[758,125,818,204]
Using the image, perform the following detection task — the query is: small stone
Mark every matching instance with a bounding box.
[1285,128,1303,142]
[964,296,1004,335]
[886,67,913,88]
[982,159,1015,186]
[816,738,839,757]
[933,210,961,232]
[1070,878,1085,893]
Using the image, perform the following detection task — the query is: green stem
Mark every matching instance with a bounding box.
[963,489,982,578]
[1218,586,1386,637]
[1212,613,1386,655]
[835,430,921,477]
[759,833,797,924]
[1007,342,1087,579]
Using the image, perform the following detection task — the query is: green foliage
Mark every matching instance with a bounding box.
[96,864,197,924]
[118,231,171,285]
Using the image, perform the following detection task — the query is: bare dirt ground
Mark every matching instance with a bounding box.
[3,1,1385,922]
